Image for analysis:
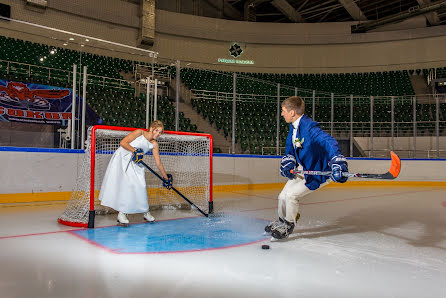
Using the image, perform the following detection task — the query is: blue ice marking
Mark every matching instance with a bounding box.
[72,214,270,253]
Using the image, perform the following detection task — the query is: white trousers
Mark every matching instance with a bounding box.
[278,176,330,224]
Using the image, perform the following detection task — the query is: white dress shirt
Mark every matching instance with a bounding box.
[292,115,302,148]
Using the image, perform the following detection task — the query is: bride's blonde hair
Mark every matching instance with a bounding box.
[149,120,164,131]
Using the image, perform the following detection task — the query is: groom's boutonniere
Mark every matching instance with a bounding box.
[294,137,304,148]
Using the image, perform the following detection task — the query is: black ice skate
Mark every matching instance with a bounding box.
[271,219,295,240]
[264,217,284,233]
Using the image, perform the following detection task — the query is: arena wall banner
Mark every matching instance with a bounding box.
[0,80,102,125]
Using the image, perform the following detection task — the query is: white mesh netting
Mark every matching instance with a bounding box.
[58,127,211,226]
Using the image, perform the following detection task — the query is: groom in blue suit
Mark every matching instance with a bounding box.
[265,96,348,240]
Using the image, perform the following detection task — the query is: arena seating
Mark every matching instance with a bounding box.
[2,34,443,154]
[179,67,415,97]
[180,67,427,153]
[0,35,132,79]
[86,85,197,132]
[0,35,198,134]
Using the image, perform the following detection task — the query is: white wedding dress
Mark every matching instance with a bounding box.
[99,135,154,214]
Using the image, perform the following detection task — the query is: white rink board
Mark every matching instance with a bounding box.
[1,149,446,194]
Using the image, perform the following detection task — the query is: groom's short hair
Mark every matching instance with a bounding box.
[282,96,305,115]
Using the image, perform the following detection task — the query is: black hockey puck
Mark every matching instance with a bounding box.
[261,244,270,249]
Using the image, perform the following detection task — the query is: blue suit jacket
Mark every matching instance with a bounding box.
[285,114,342,190]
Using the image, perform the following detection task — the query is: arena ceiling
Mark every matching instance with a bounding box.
[157,0,446,31]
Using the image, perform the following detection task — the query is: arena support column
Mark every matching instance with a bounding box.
[350,94,353,157]
[391,96,394,152]
[435,94,440,157]
[330,92,334,136]
[413,96,417,158]
[71,64,77,149]
[81,66,87,150]
[154,78,158,120]
[276,83,280,156]
[370,96,374,157]
[146,75,152,129]
[312,90,316,122]
[232,73,237,154]
[175,60,180,131]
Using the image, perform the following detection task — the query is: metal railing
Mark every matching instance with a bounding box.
[188,87,446,158]
[2,57,446,158]
[362,149,446,159]
[1,59,135,90]
[134,63,171,81]
[262,147,286,155]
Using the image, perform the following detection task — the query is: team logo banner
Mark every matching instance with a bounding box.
[0,80,101,125]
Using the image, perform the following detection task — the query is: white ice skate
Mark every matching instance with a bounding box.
[117,212,129,227]
[143,211,155,222]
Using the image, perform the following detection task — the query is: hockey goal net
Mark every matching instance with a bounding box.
[58,125,213,228]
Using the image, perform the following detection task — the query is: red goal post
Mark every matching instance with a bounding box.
[58,125,213,228]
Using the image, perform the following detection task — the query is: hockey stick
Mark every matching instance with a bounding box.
[139,161,209,217]
[290,151,401,180]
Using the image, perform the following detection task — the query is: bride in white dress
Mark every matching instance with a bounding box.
[99,120,169,225]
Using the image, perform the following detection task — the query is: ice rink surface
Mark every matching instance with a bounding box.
[1,185,446,298]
